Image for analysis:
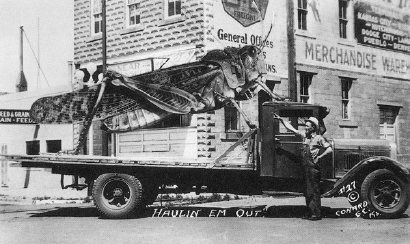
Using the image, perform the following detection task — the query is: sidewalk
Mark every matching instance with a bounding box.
[0,187,87,205]
[0,166,87,205]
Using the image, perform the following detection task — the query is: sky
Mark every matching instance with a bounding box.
[0,0,74,93]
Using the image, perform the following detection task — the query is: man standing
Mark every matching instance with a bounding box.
[274,116,332,220]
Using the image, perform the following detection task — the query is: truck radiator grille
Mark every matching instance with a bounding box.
[337,150,390,170]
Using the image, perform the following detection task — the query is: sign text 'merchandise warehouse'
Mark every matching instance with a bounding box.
[305,41,410,74]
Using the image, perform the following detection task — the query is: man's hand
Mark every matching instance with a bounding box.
[273,113,282,121]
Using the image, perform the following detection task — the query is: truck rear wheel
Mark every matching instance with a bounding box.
[361,169,410,218]
[93,173,144,219]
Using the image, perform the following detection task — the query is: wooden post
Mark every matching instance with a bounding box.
[20,26,23,74]
[101,0,109,157]
[16,26,27,92]
[102,0,107,74]
[1,145,8,187]
[287,0,299,128]
[287,0,297,102]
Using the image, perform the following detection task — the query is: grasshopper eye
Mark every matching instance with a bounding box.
[250,47,256,56]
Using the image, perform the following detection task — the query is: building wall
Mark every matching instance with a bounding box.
[0,87,75,189]
[0,87,74,154]
[73,0,289,159]
[73,0,410,163]
[74,0,206,65]
[293,0,410,162]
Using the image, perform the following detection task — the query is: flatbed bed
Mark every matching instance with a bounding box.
[3,153,256,170]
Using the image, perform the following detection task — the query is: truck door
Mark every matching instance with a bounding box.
[273,116,304,179]
[261,105,316,178]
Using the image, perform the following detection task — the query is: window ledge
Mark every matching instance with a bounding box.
[337,39,356,47]
[376,101,403,108]
[295,30,316,40]
[158,15,186,26]
[338,75,357,80]
[339,120,358,128]
[87,33,102,42]
[120,25,145,35]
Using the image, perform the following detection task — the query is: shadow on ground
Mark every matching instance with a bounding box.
[28,204,408,219]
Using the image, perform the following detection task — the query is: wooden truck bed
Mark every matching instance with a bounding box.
[1,129,258,171]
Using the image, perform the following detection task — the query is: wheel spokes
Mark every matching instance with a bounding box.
[373,179,401,209]
[102,179,131,209]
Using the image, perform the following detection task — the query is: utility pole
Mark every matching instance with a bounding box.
[102,0,107,74]
[287,0,298,129]
[16,26,28,92]
[101,0,109,156]
[287,0,297,102]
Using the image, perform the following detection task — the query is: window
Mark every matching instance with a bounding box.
[298,0,308,30]
[166,0,181,18]
[339,0,348,39]
[276,109,314,134]
[46,140,62,153]
[91,0,103,35]
[154,114,191,128]
[299,72,312,103]
[379,106,399,143]
[225,104,240,132]
[341,78,352,119]
[127,0,141,26]
[26,140,40,155]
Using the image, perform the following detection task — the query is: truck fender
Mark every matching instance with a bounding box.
[323,156,410,198]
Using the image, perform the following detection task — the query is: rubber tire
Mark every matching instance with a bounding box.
[361,169,410,218]
[93,173,143,219]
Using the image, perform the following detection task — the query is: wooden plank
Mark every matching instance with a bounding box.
[119,145,143,153]
[143,144,170,152]
[117,127,197,158]
[2,153,255,170]
[118,133,143,142]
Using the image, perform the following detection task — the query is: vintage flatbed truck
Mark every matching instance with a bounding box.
[2,101,410,219]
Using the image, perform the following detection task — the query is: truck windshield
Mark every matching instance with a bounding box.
[277,109,314,135]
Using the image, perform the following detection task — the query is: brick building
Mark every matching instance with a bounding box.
[73,0,288,159]
[72,0,410,163]
[292,0,410,162]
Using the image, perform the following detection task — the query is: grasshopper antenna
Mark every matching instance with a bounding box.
[261,23,273,51]
[251,1,274,51]
[251,0,264,50]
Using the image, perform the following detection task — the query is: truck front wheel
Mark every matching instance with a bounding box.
[361,169,410,218]
[93,173,144,219]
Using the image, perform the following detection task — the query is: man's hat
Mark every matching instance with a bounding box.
[305,117,319,130]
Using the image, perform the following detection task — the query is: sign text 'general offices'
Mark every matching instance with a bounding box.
[354,1,410,54]
[216,28,277,75]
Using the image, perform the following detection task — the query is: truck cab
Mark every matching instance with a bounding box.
[260,101,410,218]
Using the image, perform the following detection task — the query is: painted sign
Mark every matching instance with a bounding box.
[108,49,197,77]
[0,109,36,124]
[210,0,286,79]
[108,59,153,77]
[354,1,410,54]
[222,0,269,27]
[298,39,410,79]
[151,206,265,218]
